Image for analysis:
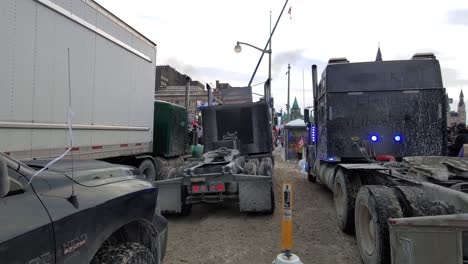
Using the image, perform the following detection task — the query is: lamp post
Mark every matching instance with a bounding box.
[234,41,271,102]
[235,0,289,145]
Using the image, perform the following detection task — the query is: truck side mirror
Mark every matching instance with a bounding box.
[304,109,310,123]
[0,156,10,198]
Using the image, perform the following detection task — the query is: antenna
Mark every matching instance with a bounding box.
[67,48,78,208]
[24,49,78,189]
[67,48,74,194]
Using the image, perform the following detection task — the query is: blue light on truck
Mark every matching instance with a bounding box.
[370,135,379,142]
[311,125,316,143]
[394,135,402,142]
[328,157,335,161]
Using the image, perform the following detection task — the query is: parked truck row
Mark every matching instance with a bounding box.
[2,0,467,264]
[1,0,173,262]
[1,0,275,263]
[305,54,468,264]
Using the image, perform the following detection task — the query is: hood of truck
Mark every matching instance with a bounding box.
[24,159,146,186]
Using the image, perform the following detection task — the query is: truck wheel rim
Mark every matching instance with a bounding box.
[334,182,344,218]
[142,168,151,179]
[358,203,376,255]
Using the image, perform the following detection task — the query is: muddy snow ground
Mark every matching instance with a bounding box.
[163,159,361,264]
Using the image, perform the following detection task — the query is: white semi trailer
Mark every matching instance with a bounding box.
[0,0,166,180]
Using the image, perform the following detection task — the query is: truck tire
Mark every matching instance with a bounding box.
[244,161,257,175]
[160,167,177,180]
[355,186,403,264]
[180,201,192,216]
[307,164,316,182]
[138,159,156,182]
[395,186,453,217]
[263,185,276,215]
[180,187,192,216]
[258,158,273,176]
[91,242,154,264]
[154,157,169,180]
[333,169,360,233]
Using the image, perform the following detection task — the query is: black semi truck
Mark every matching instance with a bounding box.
[305,53,468,264]
[156,101,275,215]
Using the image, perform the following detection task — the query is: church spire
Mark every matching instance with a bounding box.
[459,89,464,107]
[292,97,299,109]
[376,43,382,61]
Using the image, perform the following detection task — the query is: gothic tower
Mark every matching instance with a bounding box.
[290,97,303,120]
[458,90,466,124]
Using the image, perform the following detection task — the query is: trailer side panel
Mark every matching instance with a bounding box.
[0,0,156,160]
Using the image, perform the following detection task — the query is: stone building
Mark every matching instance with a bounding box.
[155,85,221,114]
[215,80,232,89]
[289,97,303,120]
[282,97,303,122]
[448,90,466,125]
[154,65,222,118]
[155,65,204,90]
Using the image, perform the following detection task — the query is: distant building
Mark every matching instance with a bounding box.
[289,97,303,120]
[155,65,204,91]
[155,85,221,115]
[215,80,232,89]
[448,90,466,125]
[214,80,253,105]
[154,65,221,114]
[219,87,252,105]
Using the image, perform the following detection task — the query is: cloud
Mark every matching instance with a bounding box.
[447,9,468,25]
[195,67,252,86]
[442,67,468,87]
[162,57,251,86]
[140,15,162,22]
[271,49,327,78]
[164,57,197,77]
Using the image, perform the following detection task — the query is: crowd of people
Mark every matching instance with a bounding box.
[189,121,204,145]
[448,123,468,156]
[273,126,283,148]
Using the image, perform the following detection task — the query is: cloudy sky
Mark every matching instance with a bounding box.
[96,0,468,112]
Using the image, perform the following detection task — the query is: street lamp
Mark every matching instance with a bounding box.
[235,39,274,136]
[234,41,271,54]
[234,43,242,53]
[234,40,272,102]
[234,1,290,139]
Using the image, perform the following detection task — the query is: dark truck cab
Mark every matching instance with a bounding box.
[156,101,275,214]
[310,54,446,166]
[0,152,167,264]
[304,54,468,264]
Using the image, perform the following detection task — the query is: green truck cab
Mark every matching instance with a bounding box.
[153,100,188,158]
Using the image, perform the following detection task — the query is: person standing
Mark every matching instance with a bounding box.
[449,123,468,156]
[296,136,304,160]
[196,125,203,145]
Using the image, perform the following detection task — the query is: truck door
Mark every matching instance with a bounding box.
[0,165,55,264]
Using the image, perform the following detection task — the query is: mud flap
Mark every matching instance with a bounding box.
[155,179,183,214]
[238,179,272,212]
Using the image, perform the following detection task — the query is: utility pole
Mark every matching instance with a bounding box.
[268,11,272,101]
[287,64,291,119]
[247,0,289,88]
[302,68,305,111]
[185,76,191,122]
[269,11,273,134]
